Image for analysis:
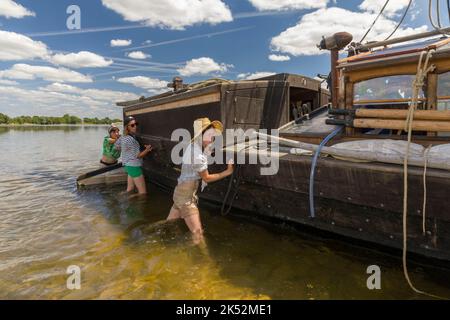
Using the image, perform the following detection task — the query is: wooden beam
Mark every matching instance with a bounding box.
[345,81,354,135]
[427,72,438,136]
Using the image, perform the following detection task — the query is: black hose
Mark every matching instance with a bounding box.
[220,165,242,216]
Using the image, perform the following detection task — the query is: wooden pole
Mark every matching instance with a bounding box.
[358,27,450,51]
[331,49,339,108]
[354,109,450,121]
[353,118,450,132]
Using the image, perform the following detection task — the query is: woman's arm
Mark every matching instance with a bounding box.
[199,163,234,184]
[137,145,153,159]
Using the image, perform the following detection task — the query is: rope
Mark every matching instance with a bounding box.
[429,0,450,34]
[385,0,412,40]
[360,0,390,43]
[429,0,441,30]
[422,145,432,235]
[187,78,233,91]
[402,49,445,300]
[448,0,450,21]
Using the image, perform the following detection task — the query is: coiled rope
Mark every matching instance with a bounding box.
[402,49,445,299]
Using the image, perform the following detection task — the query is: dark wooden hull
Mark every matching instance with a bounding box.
[118,74,450,263]
[139,136,450,263]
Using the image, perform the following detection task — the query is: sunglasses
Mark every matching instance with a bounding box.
[129,122,139,128]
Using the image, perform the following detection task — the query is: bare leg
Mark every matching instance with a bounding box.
[167,206,181,220]
[184,214,204,245]
[126,175,135,193]
[133,175,147,194]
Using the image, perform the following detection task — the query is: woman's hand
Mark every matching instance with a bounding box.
[225,160,234,175]
[138,145,153,159]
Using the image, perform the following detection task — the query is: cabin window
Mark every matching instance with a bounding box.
[438,72,450,110]
[354,75,425,104]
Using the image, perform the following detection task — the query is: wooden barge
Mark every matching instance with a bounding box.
[117,32,450,264]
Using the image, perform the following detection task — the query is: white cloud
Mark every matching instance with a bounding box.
[41,82,139,102]
[0,79,18,85]
[0,64,93,83]
[110,39,132,47]
[0,0,35,18]
[0,85,127,118]
[50,51,113,68]
[359,0,411,17]
[237,72,276,80]
[268,54,291,61]
[126,51,151,60]
[117,76,168,94]
[270,7,428,56]
[0,30,49,61]
[101,0,233,30]
[178,57,231,77]
[248,0,328,11]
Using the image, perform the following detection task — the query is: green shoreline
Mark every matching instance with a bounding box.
[0,124,121,127]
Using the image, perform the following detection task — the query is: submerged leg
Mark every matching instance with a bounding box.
[167,206,181,220]
[133,175,147,194]
[184,214,204,244]
[126,175,135,193]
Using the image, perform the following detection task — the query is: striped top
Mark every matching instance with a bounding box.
[115,135,142,167]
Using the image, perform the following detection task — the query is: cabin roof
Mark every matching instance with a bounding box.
[338,36,450,71]
[116,73,324,108]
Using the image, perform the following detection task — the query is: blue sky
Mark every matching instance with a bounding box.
[0,0,437,118]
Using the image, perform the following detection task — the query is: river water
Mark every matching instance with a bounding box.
[0,126,449,300]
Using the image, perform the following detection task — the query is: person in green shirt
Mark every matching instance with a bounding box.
[101,125,121,165]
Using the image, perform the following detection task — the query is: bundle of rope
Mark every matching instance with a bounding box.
[187,78,233,91]
[402,49,445,299]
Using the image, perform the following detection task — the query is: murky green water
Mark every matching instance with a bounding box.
[0,126,449,300]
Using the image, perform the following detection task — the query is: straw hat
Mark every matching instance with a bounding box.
[192,117,223,142]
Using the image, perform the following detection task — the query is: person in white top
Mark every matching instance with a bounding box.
[167,118,234,244]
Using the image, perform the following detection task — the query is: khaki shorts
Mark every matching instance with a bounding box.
[171,180,200,218]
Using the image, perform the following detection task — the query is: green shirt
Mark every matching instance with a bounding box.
[102,136,121,160]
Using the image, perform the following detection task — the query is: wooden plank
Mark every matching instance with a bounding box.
[427,73,439,137]
[354,98,426,104]
[124,84,221,113]
[354,109,450,120]
[125,92,221,116]
[345,81,355,135]
[353,118,450,132]
[346,58,450,83]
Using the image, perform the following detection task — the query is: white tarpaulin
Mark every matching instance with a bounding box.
[331,139,425,158]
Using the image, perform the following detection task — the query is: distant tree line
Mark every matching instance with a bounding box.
[0,113,121,125]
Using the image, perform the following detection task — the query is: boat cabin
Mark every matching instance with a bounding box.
[117,74,329,140]
[332,36,450,139]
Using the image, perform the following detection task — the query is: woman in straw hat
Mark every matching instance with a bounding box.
[167,117,234,243]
